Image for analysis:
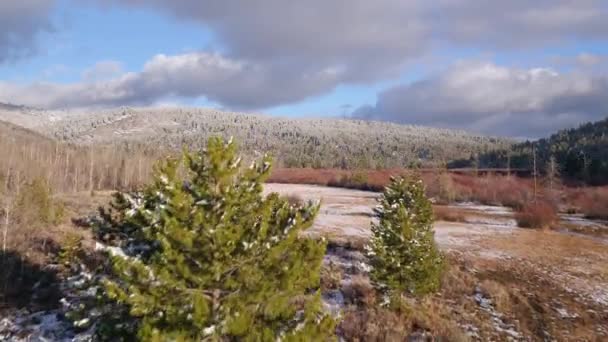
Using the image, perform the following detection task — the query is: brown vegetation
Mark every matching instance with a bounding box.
[341,275,376,307]
[433,206,467,222]
[320,261,343,291]
[515,201,558,229]
[269,168,538,207]
[567,186,608,220]
[337,274,465,341]
[270,168,608,226]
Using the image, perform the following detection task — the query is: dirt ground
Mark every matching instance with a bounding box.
[265,183,608,341]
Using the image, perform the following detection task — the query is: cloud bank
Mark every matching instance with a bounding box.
[0,52,342,109]
[353,61,608,137]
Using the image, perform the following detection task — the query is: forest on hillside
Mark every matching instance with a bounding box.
[450,118,608,185]
[0,106,511,169]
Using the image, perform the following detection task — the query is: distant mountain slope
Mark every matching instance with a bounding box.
[0,118,55,145]
[462,117,608,185]
[513,117,608,184]
[0,102,82,130]
[0,105,511,169]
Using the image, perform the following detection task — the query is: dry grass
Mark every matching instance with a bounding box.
[479,279,512,313]
[337,297,466,341]
[320,261,343,291]
[441,250,608,341]
[337,258,473,341]
[338,305,411,341]
[515,201,558,229]
[325,235,368,252]
[342,275,376,307]
[0,189,105,312]
[433,206,467,222]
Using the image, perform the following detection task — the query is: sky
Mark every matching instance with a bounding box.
[0,1,607,137]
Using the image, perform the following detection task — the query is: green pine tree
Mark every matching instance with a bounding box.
[366,176,444,296]
[94,137,335,341]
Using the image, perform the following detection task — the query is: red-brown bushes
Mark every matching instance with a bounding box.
[515,201,558,229]
[566,186,608,220]
[326,172,385,192]
[269,168,395,191]
[268,168,539,208]
[267,168,348,185]
[467,175,533,209]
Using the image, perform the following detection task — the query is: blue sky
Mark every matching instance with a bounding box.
[0,0,409,117]
[0,0,607,136]
[1,1,214,83]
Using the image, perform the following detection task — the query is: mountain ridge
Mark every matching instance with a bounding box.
[0,105,512,168]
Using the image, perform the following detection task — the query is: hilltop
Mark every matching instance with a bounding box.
[0,105,511,169]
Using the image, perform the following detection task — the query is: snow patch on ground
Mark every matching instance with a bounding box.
[473,287,522,341]
[559,214,608,228]
[452,202,514,216]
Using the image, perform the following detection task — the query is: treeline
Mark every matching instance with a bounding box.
[449,118,608,185]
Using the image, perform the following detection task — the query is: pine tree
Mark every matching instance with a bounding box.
[93,137,335,341]
[366,177,444,296]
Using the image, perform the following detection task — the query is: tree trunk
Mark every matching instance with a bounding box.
[533,146,537,203]
[89,150,94,193]
[2,204,9,253]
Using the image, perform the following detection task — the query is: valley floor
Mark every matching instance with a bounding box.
[266,183,608,341]
[2,184,607,340]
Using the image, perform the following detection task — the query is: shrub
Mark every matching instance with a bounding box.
[320,261,343,291]
[367,177,445,296]
[577,188,608,220]
[515,201,558,229]
[14,178,64,228]
[342,275,376,307]
[57,232,84,268]
[92,137,335,340]
[4,178,64,257]
[433,172,457,204]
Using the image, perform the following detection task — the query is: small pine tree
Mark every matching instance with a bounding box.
[93,137,335,341]
[57,232,83,268]
[366,177,444,296]
[14,178,64,228]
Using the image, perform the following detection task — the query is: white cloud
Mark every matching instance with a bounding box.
[353,61,608,137]
[0,52,342,109]
[81,60,124,82]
